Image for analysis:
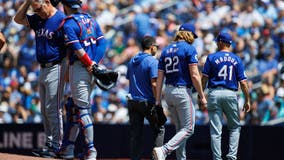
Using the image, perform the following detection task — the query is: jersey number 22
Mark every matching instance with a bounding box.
[165,56,179,73]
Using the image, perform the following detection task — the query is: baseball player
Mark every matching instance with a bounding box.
[58,0,107,159]
[126,36,165,160]
[14,0,66,158]
[201,32,251,160]
[153,23,207,160]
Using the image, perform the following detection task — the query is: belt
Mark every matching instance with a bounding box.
[166,84,191,89]
[40,60,61,68]
[128,99,153,106]
[210,86,236,91]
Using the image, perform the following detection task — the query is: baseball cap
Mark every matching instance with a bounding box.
[214,32,232,44]
[179,23,198,38]
[61,0,82,9]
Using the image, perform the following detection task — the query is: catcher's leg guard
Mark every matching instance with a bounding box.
[60,97,79,159]
[64,97,80,144]
[77,107,97,159]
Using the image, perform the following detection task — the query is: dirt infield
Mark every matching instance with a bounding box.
[0,153,56,160]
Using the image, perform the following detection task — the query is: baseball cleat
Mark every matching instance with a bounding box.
[58,144,75,159]
[32,147,57,158]
[85,148,97,160]
[152,147,166,160]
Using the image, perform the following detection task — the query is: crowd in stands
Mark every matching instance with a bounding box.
[0,0,284,126]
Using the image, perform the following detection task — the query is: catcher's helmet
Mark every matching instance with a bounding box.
[61,0,82,9]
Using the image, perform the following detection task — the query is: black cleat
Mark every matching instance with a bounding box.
[32,145,58,158]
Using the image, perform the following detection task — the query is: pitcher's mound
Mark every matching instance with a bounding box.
[0,153,56,160]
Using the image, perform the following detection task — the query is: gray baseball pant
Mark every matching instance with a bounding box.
[39,59,67,150]
[68,61,95,152]
[207,88,240,160]
[163,85,195,160]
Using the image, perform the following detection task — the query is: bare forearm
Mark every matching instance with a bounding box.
[151,78,157,100]
[14,0,31,25]
[240,80,250,102]
[192,75,205,98]
[201,75,208,91]
[190,65,206,99]
[155,70,164,104]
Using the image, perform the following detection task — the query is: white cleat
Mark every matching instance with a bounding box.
[153,147,166,160]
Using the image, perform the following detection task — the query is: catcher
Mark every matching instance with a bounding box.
[58,0,118,159]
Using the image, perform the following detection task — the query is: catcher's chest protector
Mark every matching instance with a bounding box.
[64,13,98,63]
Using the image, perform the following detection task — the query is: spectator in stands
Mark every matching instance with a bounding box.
[257,84,275,123]
[113,37,140,65]
[11,102,28,123]
[17,35,36,72]
[0,101,12,123]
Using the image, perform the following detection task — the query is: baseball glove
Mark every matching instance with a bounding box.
[0,32,5,50]
[148,104,167,127]
[92,64,119,91]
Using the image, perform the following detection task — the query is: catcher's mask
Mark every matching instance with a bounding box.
[95,71,119,91]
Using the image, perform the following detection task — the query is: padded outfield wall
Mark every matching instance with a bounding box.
[0,124,283,160]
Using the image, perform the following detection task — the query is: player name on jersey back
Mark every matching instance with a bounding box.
[214,53,238,66]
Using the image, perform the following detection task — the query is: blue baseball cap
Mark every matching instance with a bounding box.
[61,0,82,9]
[215,32,232,44]
[179,23,198,38]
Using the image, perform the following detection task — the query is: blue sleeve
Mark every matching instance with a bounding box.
[236,57,247,81]
[202,56,211,76]
[63,20,82,51]
[126,62,130,80]
[93,20,106,63]
[150,59,158,79]
[187,47,198,64]
[94,37,106,63]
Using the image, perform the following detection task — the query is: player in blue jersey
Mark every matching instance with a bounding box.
[153,23,207,160]
[14,0,67,158]
[58,0,107,159]
[201,32,251,160]
[126,36,165,160]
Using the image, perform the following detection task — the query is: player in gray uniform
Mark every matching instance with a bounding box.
[202,32,251,160]
[14,0,67,158]
[58,0,107,159]
[153,23,207,160]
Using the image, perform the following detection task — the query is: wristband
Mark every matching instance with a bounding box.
[79,53,92,67]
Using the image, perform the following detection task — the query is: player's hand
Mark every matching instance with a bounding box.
[87,61,96,73]
[155,101,161,106]
[242,101,251,113]
[200,97,207,111]
[198,95,207,111]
